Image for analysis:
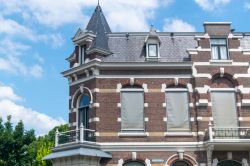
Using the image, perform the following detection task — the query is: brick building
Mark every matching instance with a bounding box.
[44,4,250,166]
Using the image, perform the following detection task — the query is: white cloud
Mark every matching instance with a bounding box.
[245,2,250,9]
[0,38,44,77]
[0,0,168,31]
[194,0,231,11]
[38,33,64,49]
[163,18,196,32]
[30,65,43,78]
[0,85,21,101]
[0,16,37,41]
[160,0,175,7]
[0,85,66,135]
[101,0,159,31]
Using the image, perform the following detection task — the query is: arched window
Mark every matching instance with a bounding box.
[123,161,145,166]
[78,95,90,131]
[172,160,191,166]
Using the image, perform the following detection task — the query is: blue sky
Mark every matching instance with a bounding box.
[0,0,250,135]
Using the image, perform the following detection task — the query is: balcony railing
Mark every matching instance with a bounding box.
[55,123,95,147]
[207,122,250,142]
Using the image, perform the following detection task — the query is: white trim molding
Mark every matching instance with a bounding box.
[118,132,149,137]
[89,117,100,123]
[195,85,210,94]
[237,85,250,94]
[243,49,250,55]
[196,99,209,107]
[242,99,250,106]
[92,103,100,108]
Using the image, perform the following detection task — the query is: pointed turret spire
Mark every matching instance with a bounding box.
[85,4,111,54]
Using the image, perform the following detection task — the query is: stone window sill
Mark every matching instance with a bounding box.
[118,132,148,137]
[164,132,193,136]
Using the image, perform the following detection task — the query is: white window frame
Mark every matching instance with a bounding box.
[210,38,229,60]
[146,40,160,59]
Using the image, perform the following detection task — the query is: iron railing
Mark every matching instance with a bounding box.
[208,122,250,142]
[55,123,95,147]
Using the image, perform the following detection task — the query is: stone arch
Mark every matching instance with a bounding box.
[166,154,198,166]
[71,86,93,109]
[218,159,241,166]
[210,73,238,88]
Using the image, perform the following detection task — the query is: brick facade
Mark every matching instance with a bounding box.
[45,5,250,166]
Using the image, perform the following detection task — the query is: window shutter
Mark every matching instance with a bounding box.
[211,91,238,127]
[121,91,144,131]
[166,91,190,131]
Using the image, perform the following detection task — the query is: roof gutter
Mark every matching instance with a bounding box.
[62,59,193,77]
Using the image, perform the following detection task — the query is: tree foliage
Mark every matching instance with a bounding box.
[0,116,36,166]
[0,116,68,166]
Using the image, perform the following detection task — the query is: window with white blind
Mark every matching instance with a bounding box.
[166,89,190,131]
[211,90,238,128]
[210,38,228,60]
[121,89,144,132]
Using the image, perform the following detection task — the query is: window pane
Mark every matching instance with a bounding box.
[78,107,89,128]
[211,46,219,59]
[80,45,85,64]
[220,46,228,60]
[123,161,145,166]
[121,91,144,131]
[211,39,226,45]
[211,92,238,127]
[166,91,189,131]
[79,95,90,107]
[148,44,157,57]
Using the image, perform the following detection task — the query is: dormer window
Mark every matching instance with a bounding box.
[210,38,228,60]
[145,26,161,61]
[148,44,158,58]
[79,45,86,64]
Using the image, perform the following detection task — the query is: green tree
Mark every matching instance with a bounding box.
[34,124,69,166]
[0,116,36,166]
[36,142,53,166]
[0,115,68,166]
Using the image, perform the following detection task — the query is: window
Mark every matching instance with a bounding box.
[121,89,144,132]
[78,95,90,140]
[148,44,158,57]
[211,91,238,128]
[210,38,228,60]
[123,161,145,166]
[79,45,86,64]
[166,89,190,131]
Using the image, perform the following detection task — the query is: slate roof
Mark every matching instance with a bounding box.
[76,4,250,63]
[102,32,201,62]
[86,5,111,53]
